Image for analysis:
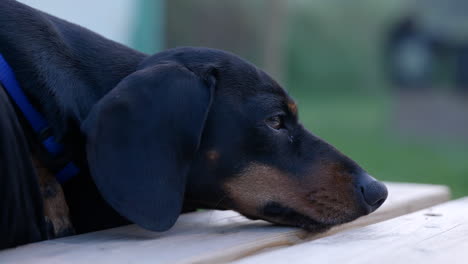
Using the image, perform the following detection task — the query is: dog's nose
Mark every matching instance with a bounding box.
[357,174,388,213]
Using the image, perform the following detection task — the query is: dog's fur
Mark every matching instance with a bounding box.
[0,0,388,249]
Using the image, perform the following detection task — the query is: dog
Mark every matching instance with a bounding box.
[0,0,388,249]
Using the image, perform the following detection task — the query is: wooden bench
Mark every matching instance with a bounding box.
[233,197,468,264]
[0,182,451,263]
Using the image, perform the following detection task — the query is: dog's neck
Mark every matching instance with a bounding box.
[0,0,147,140]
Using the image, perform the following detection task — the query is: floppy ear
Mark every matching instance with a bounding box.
[82,63,215,231]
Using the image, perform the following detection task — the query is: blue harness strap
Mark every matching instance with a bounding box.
[0,54,79,183]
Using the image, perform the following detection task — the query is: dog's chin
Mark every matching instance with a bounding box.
[238,201,362,233]
[241,211,333,233]
[276,217,333,233]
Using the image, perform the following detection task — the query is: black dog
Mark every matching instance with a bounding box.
[0,0,388,249]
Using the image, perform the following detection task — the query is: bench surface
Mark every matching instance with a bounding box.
[0,182,451,264]
[233,197,468,264]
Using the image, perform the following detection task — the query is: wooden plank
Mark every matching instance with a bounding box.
[233,197,468,264]
[0,182,450,264]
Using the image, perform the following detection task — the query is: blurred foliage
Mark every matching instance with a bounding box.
[298,97,468,198]
[283,0,467,197]
[285,0,399,97]
[166,0,268,64]
[160,0,468,197]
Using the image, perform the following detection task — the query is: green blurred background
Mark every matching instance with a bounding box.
[162,0,468,197]
[21,0,468,197]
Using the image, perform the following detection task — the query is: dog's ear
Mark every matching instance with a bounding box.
[81,63,215,231]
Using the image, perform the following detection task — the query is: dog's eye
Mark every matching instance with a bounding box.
[266,115,284,130]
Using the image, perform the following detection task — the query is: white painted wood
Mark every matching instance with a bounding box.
[233,197,468,264]
[0,182,450,264]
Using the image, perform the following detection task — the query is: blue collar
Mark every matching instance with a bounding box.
[0,54,79,183]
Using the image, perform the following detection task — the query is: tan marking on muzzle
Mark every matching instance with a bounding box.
[224,162,362,224]
[33,157,75,238]
[223,163,309,216]
[306,162,359,218]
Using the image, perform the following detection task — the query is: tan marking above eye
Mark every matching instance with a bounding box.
[287,101,298,115]
[206,150,220,161]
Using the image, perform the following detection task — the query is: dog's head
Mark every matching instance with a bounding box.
[82,47,387,232]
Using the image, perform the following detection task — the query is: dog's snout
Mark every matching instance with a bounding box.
[357,174,388,213]
[361,180,388,207]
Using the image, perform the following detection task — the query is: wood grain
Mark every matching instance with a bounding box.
[233,197,468,264]
[0,182,450,264]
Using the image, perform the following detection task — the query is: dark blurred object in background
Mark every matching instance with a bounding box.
[386,0,468,93]
[385,0,468,147]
